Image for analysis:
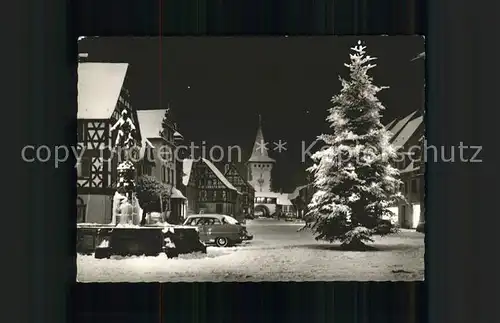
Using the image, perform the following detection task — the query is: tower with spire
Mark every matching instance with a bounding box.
[246,115,275,192]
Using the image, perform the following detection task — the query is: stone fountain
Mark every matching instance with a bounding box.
[78,107,206,259]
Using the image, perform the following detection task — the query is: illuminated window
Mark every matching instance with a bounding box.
[78,157,91,178]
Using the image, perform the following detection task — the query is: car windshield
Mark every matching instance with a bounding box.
[183,217,197,225]
[223,216,239,225]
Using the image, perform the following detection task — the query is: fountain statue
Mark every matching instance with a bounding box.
[110,108,141,226]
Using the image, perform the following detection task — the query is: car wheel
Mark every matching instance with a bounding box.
[215,237,229,247]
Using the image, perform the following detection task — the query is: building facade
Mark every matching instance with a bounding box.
[388,110,425,229]
[77,63,143,224]
[223,163,255,217]
[136,109,187,224]
[182,159,242,217]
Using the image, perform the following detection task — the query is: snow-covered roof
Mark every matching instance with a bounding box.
[277,193,293,206]
[392,116,423,150]
[255,191,281,198]
[385,119,396,131]
[201,158,239,192]
[137,109,166,140]
[139,138,155,158]
[400,161,420,174]
[173,131,184,141]
[411,52,425,61]
[77,63,129,119]
[288,184,309,200]
[170,187,187,199]
[182,158,239,192]
[182,159,194,186]
[389,111,417,138]
[247,181,256,191]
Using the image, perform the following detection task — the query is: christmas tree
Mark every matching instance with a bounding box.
[305,41,402,250]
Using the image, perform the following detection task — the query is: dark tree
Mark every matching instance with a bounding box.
[135,175,171,224]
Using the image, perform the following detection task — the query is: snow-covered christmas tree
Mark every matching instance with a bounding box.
[305,41,403,250]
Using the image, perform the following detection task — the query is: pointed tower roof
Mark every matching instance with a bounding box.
[248,115,275,163]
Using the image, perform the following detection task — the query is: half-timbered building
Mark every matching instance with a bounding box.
[182,159,242,217]
[136,109,187,223]
[387,110,424,229]
[77,62,142,223]
[223,163,255,217]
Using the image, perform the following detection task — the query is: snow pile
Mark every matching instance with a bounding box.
[98,239,109,248]
[164,238,175,249]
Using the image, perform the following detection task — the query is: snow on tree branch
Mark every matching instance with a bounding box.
[304,40,402,249]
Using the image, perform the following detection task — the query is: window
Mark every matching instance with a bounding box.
[185,217,200,226]
[404,181,409,194]
[170,169,174,184]
[411,179,418,193]
[216,203,223,214]
[78,157,91,178]
[201,217,221,225]
[160,147,172,162]
[223,215,238,225]
[161,166,166,182]
[77,197,86,223]
[207,190,214,200]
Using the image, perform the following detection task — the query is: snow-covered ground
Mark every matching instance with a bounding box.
[77,219,424,282]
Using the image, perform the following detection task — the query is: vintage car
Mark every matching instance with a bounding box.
[183,214,253,247]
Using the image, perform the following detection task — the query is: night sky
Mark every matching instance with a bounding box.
[78,36,424,192]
